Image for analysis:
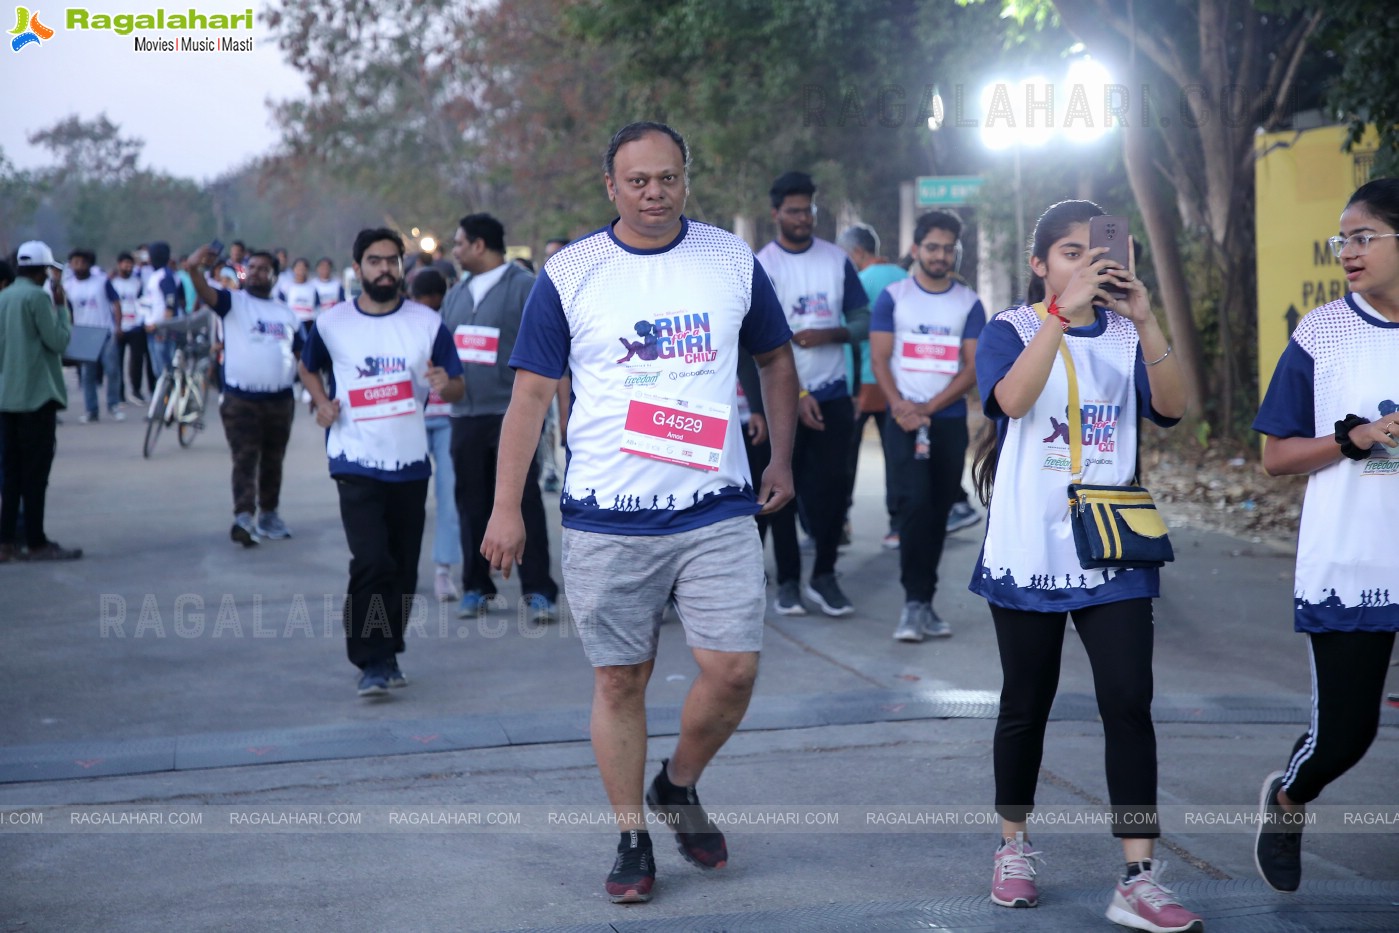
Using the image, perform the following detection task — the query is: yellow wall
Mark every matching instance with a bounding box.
[1254,124,1378,392]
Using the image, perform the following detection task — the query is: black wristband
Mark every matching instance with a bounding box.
[1335,414,1372,460]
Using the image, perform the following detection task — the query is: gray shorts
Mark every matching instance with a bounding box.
[561,516,766,667]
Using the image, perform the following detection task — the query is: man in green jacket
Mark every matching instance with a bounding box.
[0,241,82,562]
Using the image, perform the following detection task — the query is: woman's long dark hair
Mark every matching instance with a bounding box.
[972,199,1105,506]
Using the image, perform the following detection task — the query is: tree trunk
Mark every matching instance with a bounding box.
[1122,116,1208,417]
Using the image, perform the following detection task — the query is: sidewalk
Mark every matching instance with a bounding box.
[1,383,1395,931]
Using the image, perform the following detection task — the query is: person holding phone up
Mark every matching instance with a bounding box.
[968,200,1201,932]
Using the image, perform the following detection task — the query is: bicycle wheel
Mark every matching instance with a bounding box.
[177,389,203,447]
[143,373,173,458]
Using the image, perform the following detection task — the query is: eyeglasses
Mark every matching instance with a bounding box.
[1327,232,1399,258]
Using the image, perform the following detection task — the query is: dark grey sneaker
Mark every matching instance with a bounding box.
[804,573,853,617]
[255,510,292,539]
[385,657,408,689]
[356,663,390,698]
[230,512,259,548]
[1254,770,1303,892]
[22,540,83,561]
[774,580,807,616]
[946,501,981,533]
[894,602,930,642]
[923,607,952,638]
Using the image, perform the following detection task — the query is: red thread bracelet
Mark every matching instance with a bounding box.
[1046,295,1070,332]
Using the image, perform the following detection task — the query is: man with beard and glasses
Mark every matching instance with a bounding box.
[755,171,869,617]
[869,210,984,642]
[300,228,465,698]
[185,246,302,545]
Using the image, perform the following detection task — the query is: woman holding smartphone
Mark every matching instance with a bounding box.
[970,200,1199,932]
[1251,178,1399,893]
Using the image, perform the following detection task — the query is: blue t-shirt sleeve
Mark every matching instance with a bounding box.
[739,257,793,355]
[870,289,895,333]
[974,318,1025,418]
[962,300,986,341]
[301,322,330,373]
[210,289,233,317]
[1253,339,1315,438]
[841,259,867,314]
[104,281,119,302]
[509,272,571,379]
[431,323,464,377]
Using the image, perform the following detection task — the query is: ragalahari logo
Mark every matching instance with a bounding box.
[10,6,53,51]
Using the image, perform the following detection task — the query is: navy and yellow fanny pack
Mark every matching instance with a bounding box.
[1034,302,1175,571]
[1066,483,1174,569]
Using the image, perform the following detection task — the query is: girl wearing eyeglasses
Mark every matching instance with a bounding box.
[969,200,1199,932]
[1251,177,1399,893]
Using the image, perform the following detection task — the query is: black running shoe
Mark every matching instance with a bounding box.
[1254,770,1303,892]
[645,759,728,869]
[605,829,655,903]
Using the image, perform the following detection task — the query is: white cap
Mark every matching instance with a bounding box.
[16,241,64,270]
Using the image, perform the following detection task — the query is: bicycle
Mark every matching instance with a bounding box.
[143,313,214,458]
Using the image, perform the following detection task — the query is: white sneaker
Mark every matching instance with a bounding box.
[109,408,126,422]
[434,570,460,602]
[79,412,97,424]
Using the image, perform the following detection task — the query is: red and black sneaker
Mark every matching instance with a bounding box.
[605,829,655,903]
[645,759,728,869]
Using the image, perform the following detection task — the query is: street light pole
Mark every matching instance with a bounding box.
[1013,143,1025,303]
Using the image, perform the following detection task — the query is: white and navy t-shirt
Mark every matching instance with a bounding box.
[66,275,116,332]
[1254,294,1399,634]
[969,305,1179,612]
[871,278,986,417]
[140,268,183,327]
[109,274,144,331]
[278,280,320,324]
[302,298,463,482]
[755,237,865,401]
[211,290,300,400]
[313,278,345,313]
[512,217,791,535]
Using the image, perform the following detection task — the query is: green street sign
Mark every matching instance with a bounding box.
[916,175,984,207]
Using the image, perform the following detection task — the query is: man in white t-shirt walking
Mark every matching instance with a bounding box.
[869,210,985,641]
[300,228,465,698]
[65,249,124,423]
[482,122,797,905]
[185,247,302,545]
[755,172,870,617]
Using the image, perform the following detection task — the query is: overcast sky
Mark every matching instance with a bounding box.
[0,2,306,181]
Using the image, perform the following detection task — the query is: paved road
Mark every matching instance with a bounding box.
[1,379,1395,932]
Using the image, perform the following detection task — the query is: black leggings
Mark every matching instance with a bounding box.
[1281,630,1395,804]
[992,598,1159,838]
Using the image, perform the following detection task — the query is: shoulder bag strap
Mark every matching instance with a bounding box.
[1033,302,1082,482]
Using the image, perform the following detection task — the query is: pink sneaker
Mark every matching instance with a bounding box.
[991,832,1042,907]
[1105,863,1203,932]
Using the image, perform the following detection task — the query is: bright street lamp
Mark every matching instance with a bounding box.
[976,59,1116,301]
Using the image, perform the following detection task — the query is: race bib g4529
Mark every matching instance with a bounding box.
[620,392,731,472]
